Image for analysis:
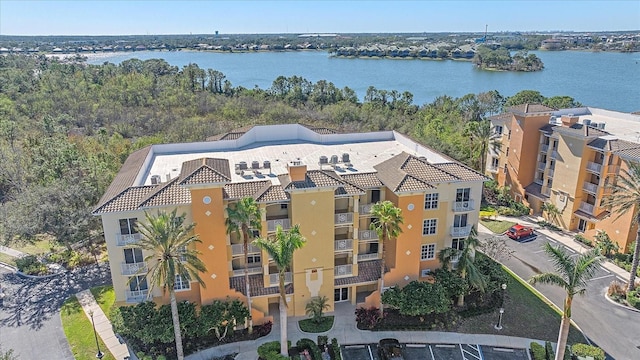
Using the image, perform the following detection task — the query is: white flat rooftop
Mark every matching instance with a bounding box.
[554,107,640,144]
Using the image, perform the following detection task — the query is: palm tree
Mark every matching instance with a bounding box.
[369,200,404,316]
[541,202,561,225]
[137,209,207,360]
[467,119,502,173]
[305,295,330,324]
[603,161,640,292]
[438,226,486,306]
[225,197,262,333]
[529,243,602,360]
[253,224,306,356]
[594,230,619,258]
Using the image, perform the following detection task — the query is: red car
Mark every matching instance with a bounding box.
[506,224,534,240]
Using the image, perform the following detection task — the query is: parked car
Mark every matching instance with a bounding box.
[378,338,404,360]
[506,224,534,240]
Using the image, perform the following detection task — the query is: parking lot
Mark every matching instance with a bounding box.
[341,343,529,360]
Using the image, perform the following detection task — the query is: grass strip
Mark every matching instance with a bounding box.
[61,295,116,360]
[90,285,115,316]
[479,219,516,234]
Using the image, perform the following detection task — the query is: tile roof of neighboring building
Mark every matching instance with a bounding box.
[95,146,152,211]
[339,173,384,189]
[179,158,231,184]
[615,147,640,161]
[539,124,556,134]
[223,181,271,200]
[300,124,338,134]
[139,177,191,208]
[488,113,512,122]
[283,170,343,191]
[206,125,256,141]
[93,185,157,213]
[588,138,640,152]
[507,103,556,114]
[256,185,290,203]
[229,274,294,297]
[554,123,610,138]
[574,209,610,222]
[335,260,382,286]
[431,163,488,182]
[524,182,549,200]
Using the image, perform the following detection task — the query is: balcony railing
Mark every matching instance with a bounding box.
[606,165,620,174]
[542,188,551,196]
[125,289,149,303]
[534,179,544,186]
[231,243,261,256]
[268,272,292,286]
[121,262,147,276]
[488,166,499,173]
[334,239,354,252]
[334,212,354,225]
[586,161,602,174]
[358,230,379,241]
[579,202,595,214]
[548,169,555,178]
[540,144,549,153]
[335,264,354,277]
[267,218,291,232]
[358,252,379,261]
[537,162,546,171]
[232,266,263,277]
[450,225,472,237]
[583,182,598,194]
[116,233,142,246]
[551,151,559,159]
[359,203,374,215]
[453,200,474,212]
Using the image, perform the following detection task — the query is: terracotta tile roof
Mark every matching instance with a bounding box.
[94,146,152,211]
[588,138,640,152]
[431,163,487,182]
[256,185,290,203]
[335,181,365,196]
[507,103,556,114]
[223,181,271,200]
[488,113,512,122]
[179,158,231,186]
[93,185,157,214]
[524,182,549,200]
[574,209,609,222]
[554,123,609,138]
[301,124,338,135]
[284,170,343,191]
[229,274,294,297]
[615,147,640,161]
[340,173,384,189]
[335,260,382,286]
[139,177,192,208]
[395,176,434,192]
[206,125,256,141]
[539,124,556,134]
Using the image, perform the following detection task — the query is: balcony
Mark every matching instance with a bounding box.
[335,264,354,278]
[453,200,474,212]
[582,182,598,194]
[116,233,142,246]
[334,239,354,252]
[542,188,551,196]
[121,262,147,276]
[232,266,263,277]
[358,252,380,261]
[334,212,354,226]
[540,144,549,153]
[267,218,291,232]
[231,243,261,256]
[537,162,546,171]
[359,203,374,216]
[606,165,620,174]
[450,225,472,237]
[488,166,499,174]
[579,202,595,214]
[586,161,602,174]
[548,169,555,178]
[358,230,379,241]
[534,179,544,186]
[268,272,292,286]
[551,151,559,159]
[125,289,149,303]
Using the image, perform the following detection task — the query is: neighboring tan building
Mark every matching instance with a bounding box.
[487,105,640,252]
[94,124,486,323]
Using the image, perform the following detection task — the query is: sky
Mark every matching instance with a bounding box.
[1,0,639,36]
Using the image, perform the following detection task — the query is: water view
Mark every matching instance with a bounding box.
[87,50,640,112]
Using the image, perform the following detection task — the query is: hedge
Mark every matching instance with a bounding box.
[257,341,289,360]
[530,342,546,360]
[571,343,605,360]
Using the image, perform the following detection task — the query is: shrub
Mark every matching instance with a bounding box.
[627,290,640,309]
[257,341,289,360]
[607,280,625,300]
[574,235,593,247]
[537,220,561,232]
[544,341,554,360]
[317,335,328,347]
[355,307,381,330]
[571,343,605,360]
[297,338,322,359]
[331,338,342,360]
[530,342,546,360]
[15,255,48,275]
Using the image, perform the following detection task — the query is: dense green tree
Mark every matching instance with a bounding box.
[382,280,451,316]
[504,90,545,108]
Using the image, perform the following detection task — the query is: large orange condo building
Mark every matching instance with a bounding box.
[93,124,486,324]
[487,105,640,252]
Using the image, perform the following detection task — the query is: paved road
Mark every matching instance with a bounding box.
[483,231,640,360]
[0,264,111,360]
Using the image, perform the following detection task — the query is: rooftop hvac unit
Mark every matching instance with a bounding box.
[583,119,592,126]
[549,116,557,124]
[319,155,328,165]
[165,174,171,182]
[251,160,260,169]
[150,175,161,185]
[597,123,606,130]
[263,160,271,169]
[330,155,339,165]
[342,153,350,163]
[238,161,248,170]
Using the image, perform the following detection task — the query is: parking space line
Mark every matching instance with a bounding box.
[533,250,546,253]
[429,345,435,360]
[436,344,456,347]
[493,348,515,352]
[617,276,626,282]
[589,274,614,282]
[600,267,610,274]
[367,344,374,360]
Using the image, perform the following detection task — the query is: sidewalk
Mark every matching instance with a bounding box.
[0,244,26,258]
[76,289,132,360]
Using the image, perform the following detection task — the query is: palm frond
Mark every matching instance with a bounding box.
[529,273,568,288]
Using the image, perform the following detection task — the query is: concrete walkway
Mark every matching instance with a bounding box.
[0,244,26,258]
[76,289,131,360]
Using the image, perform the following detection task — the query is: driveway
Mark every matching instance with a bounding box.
[341,342,528,360]
[0,264,111,360]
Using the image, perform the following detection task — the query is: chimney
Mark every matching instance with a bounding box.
[287,159,307,182]
[561,114,579,127]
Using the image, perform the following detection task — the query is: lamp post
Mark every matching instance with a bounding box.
[89,310,105,359]
[494,283,507,330]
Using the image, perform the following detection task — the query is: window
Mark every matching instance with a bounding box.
[491,157,499,169]
[453,214,468,228]
[178,246,187,262]
[424,193,439,209]
[334,288,349,302]
[280,203,288,209]
[250,229,260,238]
[119,218,138,235]
[503,164,508,173]
[371,189,381,203]
[174,274,191,291]
[129,275,148,292]
[505,147,509,156]
[422,219,437,235]
[494,125,503,135]
[552,140,558,151]
[507,130,511,140]
[452,238,465,250]
[124,248,144,264]
[456,188,471,202]
[247,254,261,264]
[421,244,436,261]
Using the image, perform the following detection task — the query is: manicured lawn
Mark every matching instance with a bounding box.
[457,267,587,345]
[9,237,64,256]
[480,219,516,234]
[61,296,116,360]
[0,252,16,266]
[299,316,334,333]
[90,285,115,316]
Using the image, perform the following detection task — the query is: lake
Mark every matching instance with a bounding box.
[87,50,640,112]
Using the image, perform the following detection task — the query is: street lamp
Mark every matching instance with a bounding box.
[89,310,105,359]
[494,283,507,330]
